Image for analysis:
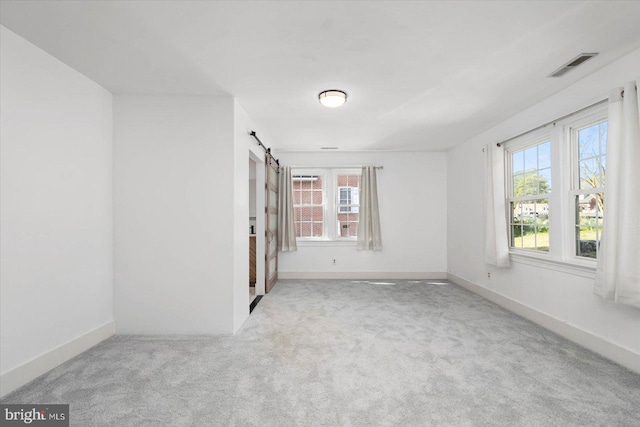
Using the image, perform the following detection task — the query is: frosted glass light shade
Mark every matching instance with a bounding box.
[319,90,347,108]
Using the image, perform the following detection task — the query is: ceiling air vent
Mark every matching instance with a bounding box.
[548,53,598,78]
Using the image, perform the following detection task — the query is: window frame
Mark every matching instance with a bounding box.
[291,167,361,245]
[505,129,553,256]
[337,186,359,214]
[566,106,608,263]
[502,103,608,272]
[291,170,327,240]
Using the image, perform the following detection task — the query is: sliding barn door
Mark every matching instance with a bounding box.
[265,156,279,293]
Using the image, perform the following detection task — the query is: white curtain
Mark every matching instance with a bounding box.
[357,166,382,250]
[594,81,640,308]
[278,166,297,252]
[484,143,511,267]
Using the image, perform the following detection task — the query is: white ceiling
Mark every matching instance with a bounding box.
[2,1,640,152]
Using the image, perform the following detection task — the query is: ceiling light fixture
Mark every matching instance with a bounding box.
[319,90,347,108]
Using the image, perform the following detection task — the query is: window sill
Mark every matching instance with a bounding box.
[296,239,357,247]
[509,251,596,279]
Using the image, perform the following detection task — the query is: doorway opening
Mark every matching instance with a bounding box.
[249,154,266,311]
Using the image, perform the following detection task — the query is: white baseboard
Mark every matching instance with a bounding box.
[0,321,115,398]
[448,273,640,374]
[278,271,448,280]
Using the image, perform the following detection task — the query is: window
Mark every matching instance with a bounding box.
[338,187,359,213]
[292,174,324,238]
[504,102,608,265]
[572,119,607,259]
[507,138,551,252]
[292,169,361,241]
[336,173,361,237]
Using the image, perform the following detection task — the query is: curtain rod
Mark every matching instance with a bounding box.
[496,98,608,147]
[290,166,383,170]
[249,131,279,165]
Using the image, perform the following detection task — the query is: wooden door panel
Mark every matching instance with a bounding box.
[265,156,279,293]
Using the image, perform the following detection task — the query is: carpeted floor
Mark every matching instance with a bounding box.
[3,279,640,426]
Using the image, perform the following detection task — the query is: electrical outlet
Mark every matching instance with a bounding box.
[487,272,491,279]
[332,258,337,265]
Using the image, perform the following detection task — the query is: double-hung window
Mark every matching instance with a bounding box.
[336,173,361,237]
[292,169,361,241]
[507,136,552,252]
[338,187,358,213]
[504,102,608,266]
[292,174,324,238]
[570,116,607,259]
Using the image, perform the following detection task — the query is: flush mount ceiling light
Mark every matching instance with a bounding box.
[318,90,347,108]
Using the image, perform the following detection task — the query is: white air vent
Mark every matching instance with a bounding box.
[548,53,598,77]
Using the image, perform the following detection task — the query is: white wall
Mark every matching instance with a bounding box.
[0,25,114,395]
[114,95,235,334]
[447,47,640,370]
[276,151,447,278]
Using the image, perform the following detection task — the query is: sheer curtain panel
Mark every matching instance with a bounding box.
[594,81,640,308]
[484,143,510,267]
[278,166,297,252]
[357,166,382,250]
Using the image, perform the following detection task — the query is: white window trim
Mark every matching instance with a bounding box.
[509,253,596,279]
[291,167,361,244]
[503,102,608,273]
